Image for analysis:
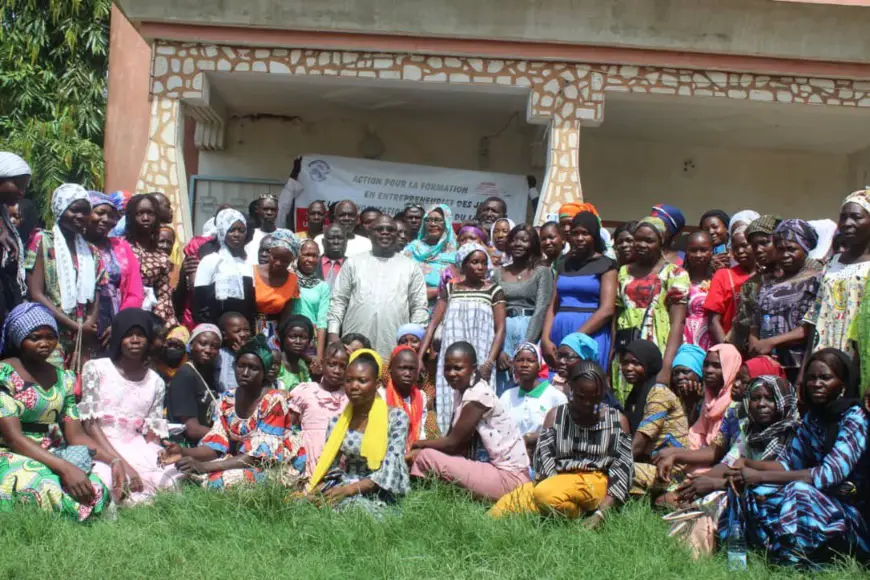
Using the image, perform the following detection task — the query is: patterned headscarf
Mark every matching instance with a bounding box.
[745,215,781,239]
[109,191,134,213]
[202,217,218,238]
[0,302,57,355]
[0,152,30,296]
[513,341,550,381]
[237,334,275,372]
[744,375,799,461]
[51,184,97,314]
[166,325,191,345]
[773,219,818,254]
[88,191,120,212]
[0,152,31,178]
[212,209,248,300]
[402,204,457,272]
[650,204,685,236]
[637,216,668,241]
[262,228,300,256]
[456,242,492,269]
[842,189,870,215]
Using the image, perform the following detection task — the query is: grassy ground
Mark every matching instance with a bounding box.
[0,482,863,579]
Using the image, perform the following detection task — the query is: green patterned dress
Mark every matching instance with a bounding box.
[0,363,110,520]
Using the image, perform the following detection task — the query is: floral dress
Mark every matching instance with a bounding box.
[0,363,110,521]
[683,280,711,350]
[199,389,307,490]
[130,244,178,326]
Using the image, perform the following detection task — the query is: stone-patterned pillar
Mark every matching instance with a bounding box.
[534,121,582,224]
[136,96,192,240]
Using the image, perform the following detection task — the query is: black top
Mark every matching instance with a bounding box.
[557,254,616,277]
[165,363,217,440]
[193,277,256,327]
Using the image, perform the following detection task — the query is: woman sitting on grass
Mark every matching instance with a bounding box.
[669,344,706,425]
[688,344,741,449]
[409,341,530,501]
[165,336,307,490]
[288,341,349,476]
[385,345,429,451]
[305,349,410,513]
[275,315,314,390]
[165,324,222,445]
[490,361,633,527]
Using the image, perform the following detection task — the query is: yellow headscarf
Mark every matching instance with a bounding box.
[307,348,389,492]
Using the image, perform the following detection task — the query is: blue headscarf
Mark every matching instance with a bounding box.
[673,344,706,377]
[0,303,58,355]
[560,333,599,361]
[395,323,425,343]
[650,204,686,237]
[88,191,120,212]
[402,204,457,288]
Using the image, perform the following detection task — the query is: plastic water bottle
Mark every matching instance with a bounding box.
[727,517,748,571]
[760,314,774,340]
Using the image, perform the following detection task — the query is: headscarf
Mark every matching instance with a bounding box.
[773,219,818,253]
[166,325,191,345]
[699,209,731,229]
[560,333,599,362]
[513,341,550,383]
[237,334,275,372]
[456,242,492,269]
[51,184,97,314]
[189,323,222,348]
[728,210,760,235]
[622,339,664,432]
[689,343,742,448]
[637,216,668,241]
[650,204,685,236]
[310,348,390,490]
[402,204,457,285]
[745,215,781,238]
[385,344,424,449]
[348,348,384,378]
[807,219,837,262]
[842,188,870,215]
[202,217,218,238]
[489,218,516,242]
[744,375,799,461]
[457,224,489,245]
[571,211,605,253]
[559,202,598,220]
[109,191,133,213]
[744,356,785,379]
[0,153,30,295]
[262,228,300,256]
[212,208,248,300]
[109,307,155,361]
[88,191,120,212]
[804,348,861,453]
[395,323,425,343]
[672,344,705,378]
[0,302,57,355]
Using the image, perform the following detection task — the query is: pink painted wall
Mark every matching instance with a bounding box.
[104,4,152,194]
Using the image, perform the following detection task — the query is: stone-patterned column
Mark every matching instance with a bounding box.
[136,96,192,239]
[534,121,582,224]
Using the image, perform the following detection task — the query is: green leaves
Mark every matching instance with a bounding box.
[0,0,110,219]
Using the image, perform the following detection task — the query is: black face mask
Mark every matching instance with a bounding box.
[162,344,186,368]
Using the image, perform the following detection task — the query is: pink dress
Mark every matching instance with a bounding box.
[80,358,182,505]
[683,280,711,350]
[287,382,347,476]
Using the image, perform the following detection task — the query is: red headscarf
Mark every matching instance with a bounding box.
[744,356,786,379]
[385,345,424,450]
[559,202,599,220]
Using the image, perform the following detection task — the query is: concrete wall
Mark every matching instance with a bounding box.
[581,134,850,223]
[848,145,870,191]
[117,0,870,65]
[104,5,152,193]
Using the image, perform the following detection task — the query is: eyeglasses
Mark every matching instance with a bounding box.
[427,217,445,225]
[555,352,581,362]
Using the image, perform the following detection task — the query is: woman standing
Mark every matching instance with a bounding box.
[542,212,617,371]
[165,324,222,445]
[402,204,457,307]
[291,239,331,368]
[682,231,714,349]
[612,221,638,268]
[25,184,101,368]
[705,225,755,346]
[79,308,181,504]
[731,215,781,352]
[418,243,506,435]
[489,217,515,268]
[0,303,113,520]
[538,221,565,270]
[124,194,177,326]
[253,230,300,348]
[493,225,553,395]
[699,209,731,272]
[611,217,689,403]
[85,192,144,351]
[0,152,30,323]
[749,220,821,383]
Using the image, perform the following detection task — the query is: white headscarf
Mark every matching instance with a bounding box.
[213,209,248,300]
[0,153,31,296]
[50,184,96,314]
[202,217,217,238]
[808,219,837,262]
[728,210,760,236]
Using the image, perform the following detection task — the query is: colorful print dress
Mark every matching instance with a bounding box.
[130,244,178,327]
[683,280,711,350]
[199,389,307,490]
[0,363,109,521]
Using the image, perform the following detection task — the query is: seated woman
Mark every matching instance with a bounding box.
[655,375,799,557]
[305,349,410,513]
[165,324,222,445]
[385,345,429,451]
[490,361,633,526]
[0,303,113,520]
[154,326,190,383]
[288,341,349,476]
[80,308,182,505]
[396,323,439,439]
[726,348,870,565]
[499,343,567,457]
[275,315,314,390]
[620,340,689,496]
[688,344,741,450]
[167,336,307,490]
[670,344,706,425]
[409,341,530,501]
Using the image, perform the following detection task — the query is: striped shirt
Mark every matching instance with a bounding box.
[533,404,634,502]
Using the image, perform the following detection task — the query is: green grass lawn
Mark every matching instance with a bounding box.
[0,482,864,579]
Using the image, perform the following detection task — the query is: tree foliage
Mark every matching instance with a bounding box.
[0,0,111,215]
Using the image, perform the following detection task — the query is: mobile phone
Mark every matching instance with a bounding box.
[713,244,728,255]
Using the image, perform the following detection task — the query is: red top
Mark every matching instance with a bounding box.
[704,265,752,333]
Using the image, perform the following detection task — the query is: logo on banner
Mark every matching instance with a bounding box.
[475,182,502,197]
[308,160,331,182]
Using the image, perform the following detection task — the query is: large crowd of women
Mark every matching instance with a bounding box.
[0,150,869,567]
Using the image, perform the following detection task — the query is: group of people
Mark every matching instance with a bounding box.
[0,149,869,568]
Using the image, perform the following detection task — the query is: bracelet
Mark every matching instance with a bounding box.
[110,458,123,466]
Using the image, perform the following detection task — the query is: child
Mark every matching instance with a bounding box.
[419,243,506,434]
[276,315,314,391]
[216,312,251,392]
[489,217,515,267]
[341,332,371,355]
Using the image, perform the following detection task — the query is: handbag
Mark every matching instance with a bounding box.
[615,264,667,352]
[52,445,95,474]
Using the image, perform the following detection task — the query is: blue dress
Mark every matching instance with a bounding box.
[734,407,870,565]
[549,255,615,369]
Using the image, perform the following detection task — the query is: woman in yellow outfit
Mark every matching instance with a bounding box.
[490,360,634,526]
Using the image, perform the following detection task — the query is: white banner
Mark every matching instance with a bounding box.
[294,155,528,227]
